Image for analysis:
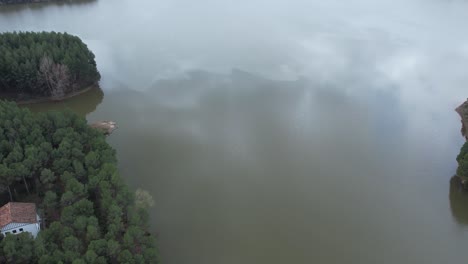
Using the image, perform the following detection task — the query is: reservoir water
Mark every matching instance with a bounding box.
[2,0,468,263]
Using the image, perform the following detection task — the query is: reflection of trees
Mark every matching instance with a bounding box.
[449,176,468,226]
[24,86,104,117]
[69,86,104,116]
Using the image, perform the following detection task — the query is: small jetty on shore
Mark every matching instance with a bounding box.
[90,121,117,135]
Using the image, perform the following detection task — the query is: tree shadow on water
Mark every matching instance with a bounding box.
[449,176,468,226]
[22,86,104,117]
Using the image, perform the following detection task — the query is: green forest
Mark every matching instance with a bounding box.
[0,0,75,4]
[0,101,158,263]
[0,31,100,100]
[457,142,468,179]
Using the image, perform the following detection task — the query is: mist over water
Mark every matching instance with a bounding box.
[2,0,468,263]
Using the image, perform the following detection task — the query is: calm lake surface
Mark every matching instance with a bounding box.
[2,0,468,263]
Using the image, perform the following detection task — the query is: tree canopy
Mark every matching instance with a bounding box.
[0,31,100,100]
[457,141,468,178]
[0,100,158,263]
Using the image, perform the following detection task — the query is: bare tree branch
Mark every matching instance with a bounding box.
[38,56,71,100]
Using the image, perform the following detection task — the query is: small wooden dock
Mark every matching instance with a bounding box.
[90,121,117,135]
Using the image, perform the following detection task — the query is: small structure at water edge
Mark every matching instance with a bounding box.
[90,121,118,135]
[0,202,41,238]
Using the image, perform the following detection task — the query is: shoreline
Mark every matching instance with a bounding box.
[0,83,98,105]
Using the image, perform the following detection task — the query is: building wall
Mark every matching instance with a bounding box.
[1,222,40,238]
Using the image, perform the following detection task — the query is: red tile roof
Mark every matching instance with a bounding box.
[0,202,37,229]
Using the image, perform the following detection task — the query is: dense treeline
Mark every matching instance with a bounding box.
[0,101,158,263]
[0,31,100,100]
[457,142,468,178]
[0,0,80,4]
[0,0,58,4]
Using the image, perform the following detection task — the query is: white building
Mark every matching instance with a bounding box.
[0,202,41,238]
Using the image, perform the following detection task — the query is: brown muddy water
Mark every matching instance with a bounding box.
[2,0,468,263]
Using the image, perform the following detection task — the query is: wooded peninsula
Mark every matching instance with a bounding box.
[0,101,158,263]
[0,31,100,102]
[0,31,158,263]
[456,100,468,188]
